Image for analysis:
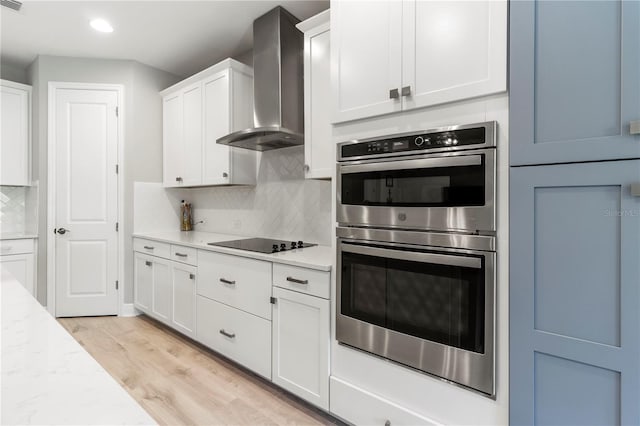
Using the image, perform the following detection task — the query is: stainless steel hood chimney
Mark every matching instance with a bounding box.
[217,6,304,151]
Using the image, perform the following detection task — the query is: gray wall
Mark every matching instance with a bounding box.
[0,60,28,84]
[28,55,179,306]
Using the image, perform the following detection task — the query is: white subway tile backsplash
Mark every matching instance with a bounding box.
[134,146,333,246]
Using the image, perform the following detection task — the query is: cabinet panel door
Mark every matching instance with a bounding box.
[162,93,183,187]
[0,254,34,296]
[133,253,152,312]
[202,71,231,185]
[151,258,171,324]
[181,84,202,186]
[172,262,196,338]
[510,0,640,165]
[402,0,506,110]
[272,287,329,410]
[510,160,640,425]
[304,23,333,179]
[0,84,30,186]
[331,0,402,123]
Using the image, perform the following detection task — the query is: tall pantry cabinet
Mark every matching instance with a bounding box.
[509,1,640,424]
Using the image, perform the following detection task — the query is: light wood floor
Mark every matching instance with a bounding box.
[59,315,340,426]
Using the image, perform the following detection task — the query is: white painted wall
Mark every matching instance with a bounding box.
[330,93,509,425]
[27,55,179,306]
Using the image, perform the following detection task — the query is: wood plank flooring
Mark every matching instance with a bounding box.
[59,315,340,426]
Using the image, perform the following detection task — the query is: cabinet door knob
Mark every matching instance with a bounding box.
[175,176,183,182]
[401,86,412,97]
[304,164,310,172]
[389,88,400,99]
[630,120,640,135]
[385,420,391,426]
[189,273,195,280]
[222,172,228,178]
[145,261,152,267]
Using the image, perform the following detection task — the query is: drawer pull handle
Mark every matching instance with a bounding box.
[220,278,236,285]
[286,276,309,285]
[145,261,152,267]
[143,245,154,250]
[219,329,235,339]
[175,252,188,257]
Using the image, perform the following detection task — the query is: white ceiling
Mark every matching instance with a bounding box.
[0,0,329,78]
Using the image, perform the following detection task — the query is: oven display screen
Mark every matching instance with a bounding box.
[392,140,409,150]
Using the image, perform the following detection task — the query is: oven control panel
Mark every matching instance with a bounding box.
[339,122,495,160]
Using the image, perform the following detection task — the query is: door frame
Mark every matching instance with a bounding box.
[46,82,125,317]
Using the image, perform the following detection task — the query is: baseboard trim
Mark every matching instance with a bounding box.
[120,303,141,317]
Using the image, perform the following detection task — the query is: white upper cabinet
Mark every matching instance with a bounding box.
[297,10,334,180]
[331,1,403,123]
[1,80,31,186]
[161,59,256,187]
[331,0,507,123]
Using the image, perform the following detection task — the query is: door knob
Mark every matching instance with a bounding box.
[55,227,69,235]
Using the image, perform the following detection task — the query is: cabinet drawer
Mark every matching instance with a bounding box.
[330,377,439,426]
[273,263,330,299]
[198,250,272,319]
[0,239,34,255]
[171,244,197,265]
[133,238,170,258]
[196,296,271,379]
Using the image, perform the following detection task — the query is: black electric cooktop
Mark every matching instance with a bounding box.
[208,238,316,254]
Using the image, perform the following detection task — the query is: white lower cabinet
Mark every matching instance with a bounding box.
[134,237,332,412]
[330,377,438,426]
[272,287,329,410]
[133,241,193,330]
[0,238,36,296]
[196,295,272,379]
[172,263,197,338]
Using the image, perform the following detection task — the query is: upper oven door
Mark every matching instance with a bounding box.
[337,149,496,233]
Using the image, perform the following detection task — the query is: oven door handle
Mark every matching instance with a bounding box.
[340,154,482,174]
[342,243,482,269]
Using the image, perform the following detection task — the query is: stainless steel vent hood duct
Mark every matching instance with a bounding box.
[217,6,304,151]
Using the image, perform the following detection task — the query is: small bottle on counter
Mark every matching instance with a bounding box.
[180,200,193,231]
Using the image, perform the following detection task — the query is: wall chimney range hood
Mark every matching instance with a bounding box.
[217,6,304,151]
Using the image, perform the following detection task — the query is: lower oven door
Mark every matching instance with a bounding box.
[337,237,495,396]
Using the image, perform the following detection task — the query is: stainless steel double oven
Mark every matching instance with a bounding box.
[336,122,497,396]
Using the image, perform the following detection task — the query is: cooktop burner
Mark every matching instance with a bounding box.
[208,238,316,254]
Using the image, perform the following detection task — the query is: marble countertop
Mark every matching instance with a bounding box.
[132,230,333,272]
[1,232,38,240]
[1,268,156,425]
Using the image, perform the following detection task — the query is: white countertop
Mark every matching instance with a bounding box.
[1,268,156,426]
[133,231,333,272]
[1,233,38,240]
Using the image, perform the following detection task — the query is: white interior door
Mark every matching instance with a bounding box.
[53,87,119,317]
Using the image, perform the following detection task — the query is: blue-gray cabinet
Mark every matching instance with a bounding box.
[510,0,640,166]
[510,160,640,425]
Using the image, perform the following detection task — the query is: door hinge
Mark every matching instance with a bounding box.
[115,106,119,117]
[115,222,119,232]
[115,164,119,174]
[115,280,119,290]
[270,297,277,305]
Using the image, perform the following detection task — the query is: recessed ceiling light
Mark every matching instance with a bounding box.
[90,18,114,33]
